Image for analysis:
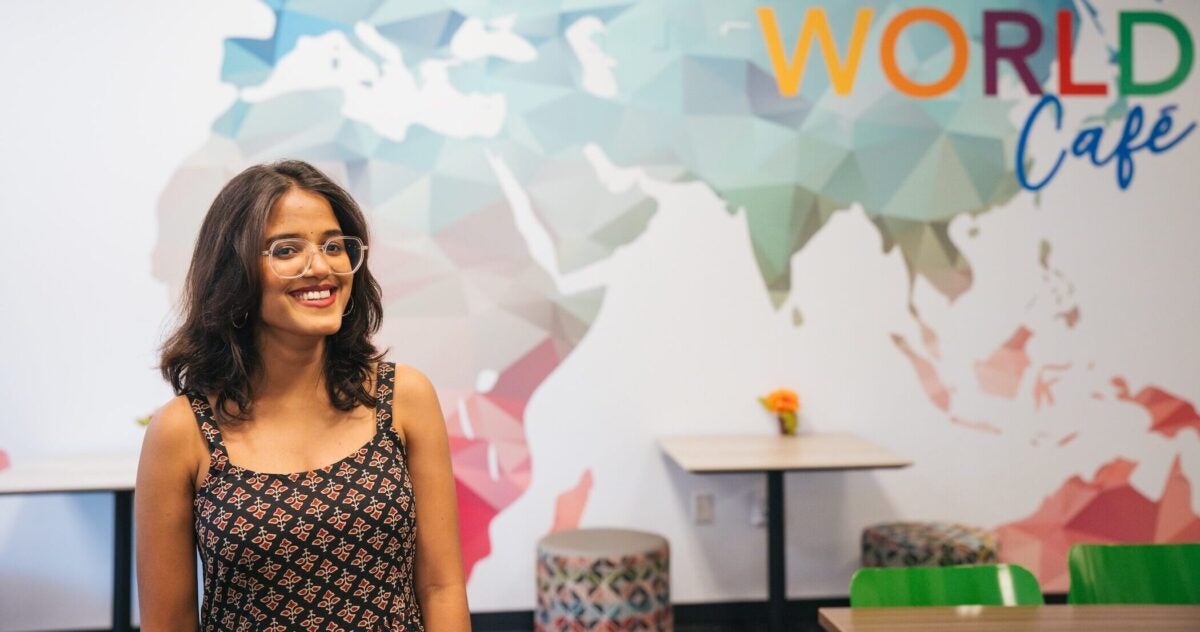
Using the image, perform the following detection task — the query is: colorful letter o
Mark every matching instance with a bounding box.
[881,8,969,98]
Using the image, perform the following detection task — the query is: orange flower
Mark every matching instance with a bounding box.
[761,388,800,414]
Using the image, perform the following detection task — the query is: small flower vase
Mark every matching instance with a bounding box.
[776,411,798,436]
[759,388,801,436]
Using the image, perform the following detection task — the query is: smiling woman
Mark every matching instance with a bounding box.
[256,191,364,344]
[136,161,471,631]
[159,162,381,417]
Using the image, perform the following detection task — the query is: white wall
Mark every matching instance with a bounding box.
[1,1,1199,629]
[0,1,260,628]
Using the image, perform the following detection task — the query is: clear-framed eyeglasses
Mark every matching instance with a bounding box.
[261,236,368,279]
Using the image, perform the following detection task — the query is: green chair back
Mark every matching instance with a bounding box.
[850,564,1044,607]
[1068,543,1200,604]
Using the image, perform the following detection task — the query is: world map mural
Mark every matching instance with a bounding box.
[146,0,1199,592]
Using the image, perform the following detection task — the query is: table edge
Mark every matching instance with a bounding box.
[0,486,135,496]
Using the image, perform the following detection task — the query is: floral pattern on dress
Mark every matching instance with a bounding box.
[190,362,424,631]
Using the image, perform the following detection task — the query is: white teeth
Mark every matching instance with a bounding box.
[297,289,331,301]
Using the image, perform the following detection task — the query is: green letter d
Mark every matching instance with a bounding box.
[1120,11,1194,95]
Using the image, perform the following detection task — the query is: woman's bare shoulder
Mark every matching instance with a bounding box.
[140,395,207,464]
[389,363,439,402]
[387,363,444,436]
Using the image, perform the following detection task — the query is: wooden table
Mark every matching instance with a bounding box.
[658,433,911,632]
[0,456,138,632]
[818,605,1200,631]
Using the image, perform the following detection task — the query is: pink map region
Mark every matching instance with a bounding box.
[974,326,1032,399]
[1056,306,1080,329]
[550,470,594,533]
[891,333,951,411]
[1033,363,1071,410]
[446,338,561,576]
[950,416,1002,435]
[917,317,941,359]
[0,449,9,471]
[997,456,1200,591]
[1112,377,1200,439]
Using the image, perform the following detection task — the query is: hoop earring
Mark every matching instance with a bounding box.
[343,297,355,316]
[231,311,248,329]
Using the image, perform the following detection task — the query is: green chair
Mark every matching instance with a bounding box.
[1068,543,1200,604]
[850,564,1044,607]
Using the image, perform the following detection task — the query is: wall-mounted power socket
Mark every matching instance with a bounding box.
[750,493,767,527]
[692,492,715,525]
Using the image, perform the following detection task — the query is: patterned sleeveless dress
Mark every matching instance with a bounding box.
[188,362,425,631]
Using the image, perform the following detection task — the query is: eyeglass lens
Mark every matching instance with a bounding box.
[268,237,364,279]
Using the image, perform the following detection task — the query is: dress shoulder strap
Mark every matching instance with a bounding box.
[373,361,413,459]
[375,361,396,431]
[184,392,231,475]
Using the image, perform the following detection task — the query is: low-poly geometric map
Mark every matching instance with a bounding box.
[141,0,1197,589]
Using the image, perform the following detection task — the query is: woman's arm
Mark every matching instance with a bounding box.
[135,396,205,632]
[394,365,471,631]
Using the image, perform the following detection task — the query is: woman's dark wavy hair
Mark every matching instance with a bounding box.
[160,160,384,423]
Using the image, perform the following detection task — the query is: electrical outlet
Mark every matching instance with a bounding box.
[750,494,767,527]
[692,492,715,525]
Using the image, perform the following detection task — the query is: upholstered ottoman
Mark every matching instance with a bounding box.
[862,521,999,567]
[535,528,671,631]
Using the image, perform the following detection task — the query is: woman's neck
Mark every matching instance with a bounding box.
[252,328,327,403]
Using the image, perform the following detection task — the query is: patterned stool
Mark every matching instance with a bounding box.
[536,528,671,631]
[861,521,999,567]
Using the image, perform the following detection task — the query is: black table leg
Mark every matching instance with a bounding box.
[113,490,133,632]
[767,470,785,632]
